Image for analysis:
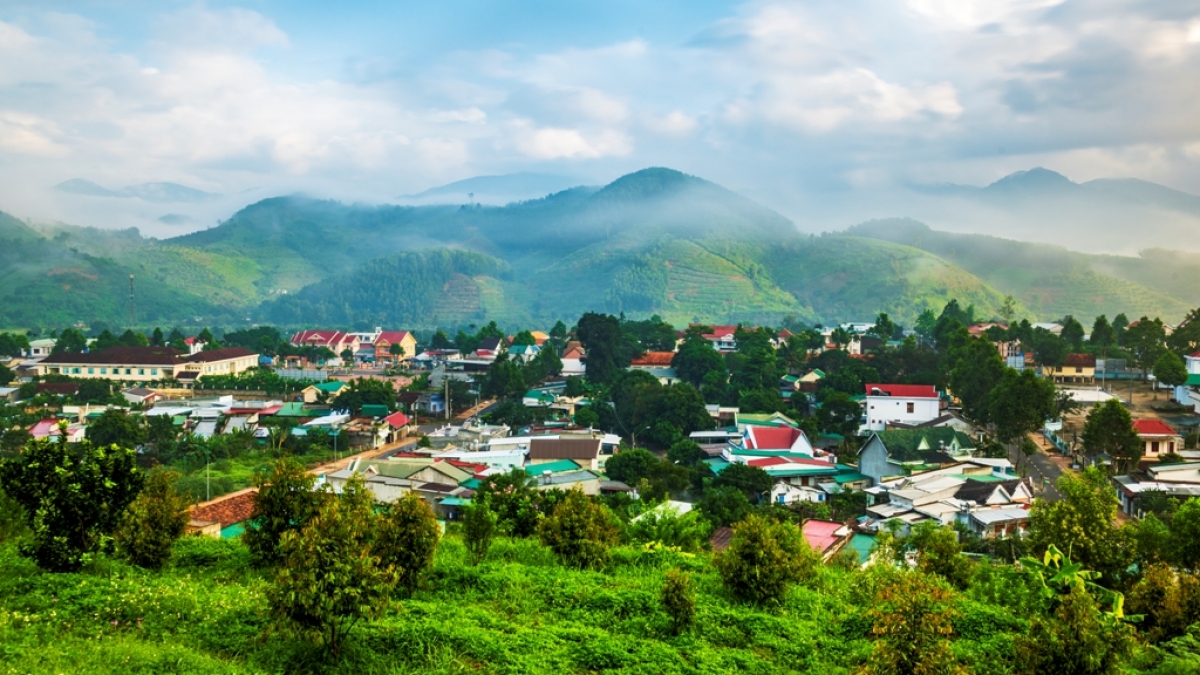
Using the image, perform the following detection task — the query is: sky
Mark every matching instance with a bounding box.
[1,0,1200,241]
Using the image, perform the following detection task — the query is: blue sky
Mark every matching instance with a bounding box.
[1,0,1199,237]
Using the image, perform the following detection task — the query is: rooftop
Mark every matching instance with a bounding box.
[191,490,258,528]
[1133,419,1178,437]
[865,383,937,398]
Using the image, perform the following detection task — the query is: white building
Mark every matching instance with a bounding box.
[863,384,940,431]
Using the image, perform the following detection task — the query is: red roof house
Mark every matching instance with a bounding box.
[1133,419,1183,459]
[865,384,938,398]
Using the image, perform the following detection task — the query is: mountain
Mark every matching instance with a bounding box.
[908,168,1200,254]
[401,172,581,204]
[4,167,1195,331]
[846,219,1197,321]
[54,179,219,203]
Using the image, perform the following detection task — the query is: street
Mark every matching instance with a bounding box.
[1008,435,1064,501]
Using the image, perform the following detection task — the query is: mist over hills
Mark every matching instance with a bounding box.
[399,172,581,205]
[55,179,219,204]
[3,166,1199,331]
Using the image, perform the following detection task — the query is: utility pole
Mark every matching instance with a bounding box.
[445,372,451,421]
[128,274,135,330]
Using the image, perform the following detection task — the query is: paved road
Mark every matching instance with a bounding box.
[1009,436,1064,501]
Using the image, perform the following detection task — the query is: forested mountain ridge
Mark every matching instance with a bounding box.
[1,167,1196,331]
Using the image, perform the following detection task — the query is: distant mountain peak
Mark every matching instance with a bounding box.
[54,178,218,203]
[591,167,707,201]
[986,167,1077,192]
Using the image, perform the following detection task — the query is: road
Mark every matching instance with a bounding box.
[1008,434,1064,501]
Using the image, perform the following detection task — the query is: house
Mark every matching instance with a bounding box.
[863,384,940,431]
[741,424,815,455]
[857,428,977,484]
[37,346,259,386]
[508,343,541,364]
[965,508,1030,539]
[189,490,259,539]
[967,323,1020,359]
[561,341,586,376]
[374,331,417,364]
[289,330,361,360]
[1044,353,1096,384]
[1174,352,1200,411]
[415,393,446,416]
[23,338,55,358]
[475,337,504,361]
[699,325,740,352]
[0,387,18,404]
[628,351,679,384]
[529,437,602,471]
[801,520,853,560]
[121,387,158,406]
[1133,419,1183,460]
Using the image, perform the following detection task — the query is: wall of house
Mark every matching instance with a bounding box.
[865,396,939,430]
[857,436,891,485]
[42,363,172,382]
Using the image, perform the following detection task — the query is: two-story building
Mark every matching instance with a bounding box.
[374,331,417,364]
[864,383,940,431]
[289,330,361,359]
[1044,353,1096,384]
[38,346,259,386]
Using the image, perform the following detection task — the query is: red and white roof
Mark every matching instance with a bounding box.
[865,384,938,398]
[1133,419,1178,437]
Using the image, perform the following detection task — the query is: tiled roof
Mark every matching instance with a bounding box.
[630,351,676,366]
[865,383,937,398]
[1063,353,1097,368]
[290,330,350,346]
[710,526,734,552]
[802,520,845,554]
[383,411,410,428]
[36,382,79,395]
[1133,419,1178,437]
[43,346,183,366]
[185,347,257,363]
[872,428,975,463]
[191,490,258,528]
[745,425,805,450]
[529,438,601,460]
[701,325,739,339]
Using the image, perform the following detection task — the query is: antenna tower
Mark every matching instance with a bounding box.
[129,274,135,329]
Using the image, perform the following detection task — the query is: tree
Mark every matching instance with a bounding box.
[899,521,974,589]
[1111,313,1130,346]
[626,507,712,552]
[1061,315,1085,350]
[388,342,405,365]
[1168,307,1200,356]
[914,310,938,342]
[0,432,142,572]
[604,447,659,485]
[268,476,396,656]
[476,468,542,537]
[949,337,1007,425]
[1028,468,1130,581]
[51,328,88,355]
[815,391,862,437]
[76,379,113,404]
[150,327,164,346]
[549,319,569,346]
[713,462,773,501]
[115,469,189,569]
[1030,327,1067,367]
[999,295,1017,323]
[1170,497,1200,571]
[331,377,395,415]
[375,492,440,594]
[697,485,751,527]
[1081,398,1140,474]
[429,330,452,350]
[86,408,145,449]
[1154,351,1188,392]
[661,568,696,635]
[989,368,1056,443]
[1126,317,1167,379]
[538,488,620,570]
[463,497,498,565]
[715,514,819,604]
[1018,580,1136,675]
[868,312,896,342]
[667,439,703,466]
[244,458,322,567]
[511,330,537,346]
[576,312,626,385]
[858,572,966,675]
[1091,315,1113,351]
[0,363,12,386]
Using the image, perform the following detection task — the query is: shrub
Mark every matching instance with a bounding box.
[661,568,696,635]
[462,498,498,565]
[116,470,190,569]
[625,507,712,552]
[268,476,396,655]
[858,572,966,675]
[715,514,819,604]
[539,488,620,570]
[376,492,440,594]
[244,458,321,567]
[0,434,141,572]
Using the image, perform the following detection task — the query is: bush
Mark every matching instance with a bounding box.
[715,514,819,604]
[244,458,321,567]
[376,493,440,594]
[462,498,498,565]
[116,470,190,569]
[661,568,696,635]
[171,536,251,570]
[625,507,712,552]
[539,488,620,570]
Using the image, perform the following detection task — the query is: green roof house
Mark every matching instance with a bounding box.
[856,428,976,485]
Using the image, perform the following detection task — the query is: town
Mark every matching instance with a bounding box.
[2,303,1200,672]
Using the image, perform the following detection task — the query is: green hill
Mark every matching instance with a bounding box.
[846,219,1195,321]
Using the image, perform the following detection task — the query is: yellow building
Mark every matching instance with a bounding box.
[39,346,260,386]
[1043,353,1096,384]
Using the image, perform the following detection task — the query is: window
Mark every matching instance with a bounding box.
[906,402,915,414]
[1075,367,1083,373]
[125,368,132,375]
[1055,366,1063,372]
[138,369,144,375]
[100,368,107,374]
[87,368,94,374]
[151,369,157,376]
[1151,441,1159,454]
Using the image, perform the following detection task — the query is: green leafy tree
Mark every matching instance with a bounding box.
[1127,563,1200,642]
[715,514,819,604]
[1112,313,1130,345]
[86,408,146,449]
[375,492,440,594]
[574,406,600,428]
[604,447,659,485]
[1126,316,1168,379]
[462,497,498,565]
[661,568,696,635]
[989,368,1057,443]
[667,439,703,466]
[949,337,1007,425]
[115,469,190,569]
[868,312,896,341]
[245,458,322,567]
[1170,497,1200,571]
[0,432,142,571]
[1081,398,1141,474]
[538,488,620,570]
[0,363,13,386]
[150,327,164,346]
[1061,315,1085,350]
[476,467,542,537]
[626,507,712,552]
[1154,351,1188,391]
[697,485,751,527]
[51,328,87,355]
[576,312,626,385]
[857,572,966,675]
[1091,315,1113,351]
[1028,468,1131,581]
[511,330,537,346]
[1168,307,1200,356]
[914,309,938,342]
[268,476,396,656]
[815,391,862,437]
[899,521,974,589]
[713,462,773,501]
[331,377,395,415]
[429,329,452,350]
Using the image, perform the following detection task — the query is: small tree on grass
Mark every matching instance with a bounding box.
[115,469,190,569]
[857,572,966,675]
[269,476,396,656]
[245,458,322,567]
[661,568,696,635]
[463,497,498,565]
[715,514,819,604]
[375,492,440,595]
[539,488,620,570]
[0,433,141,572]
